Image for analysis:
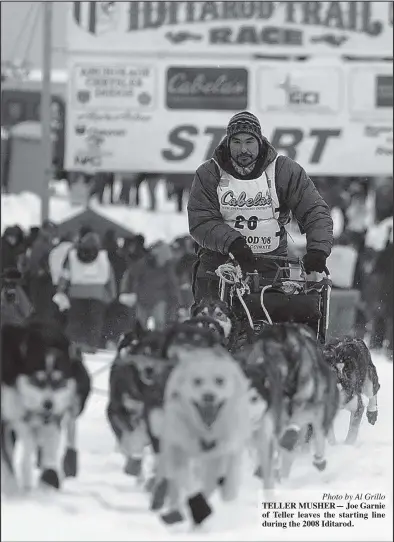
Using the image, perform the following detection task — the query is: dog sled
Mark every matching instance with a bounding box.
[216,254,332,345]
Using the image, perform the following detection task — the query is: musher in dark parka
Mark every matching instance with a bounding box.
[187,111,334,307]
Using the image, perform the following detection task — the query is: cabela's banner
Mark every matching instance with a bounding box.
[65,57,393,175]
[67,1,393,56]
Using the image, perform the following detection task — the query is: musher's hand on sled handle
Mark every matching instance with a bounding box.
[228,238,257,274]
[227,249,330,281]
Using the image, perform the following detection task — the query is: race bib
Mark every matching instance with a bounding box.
[217,159,281,254]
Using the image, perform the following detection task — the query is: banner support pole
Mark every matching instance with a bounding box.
[41,1,52,223]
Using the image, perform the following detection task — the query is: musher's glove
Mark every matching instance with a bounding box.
[302,250,327,274]
[229,238,256,272]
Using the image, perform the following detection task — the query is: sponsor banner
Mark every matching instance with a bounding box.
[257,66,342,114]
[65,58,393,175]
[71,63,156,110]
[67,1,393,57]
[166,66,248,110]
[348,64,393,121]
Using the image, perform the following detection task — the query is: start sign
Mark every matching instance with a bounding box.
[162,125,341,166]
[65,55,393,176]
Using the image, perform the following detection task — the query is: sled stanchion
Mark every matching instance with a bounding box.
[216,260,254,330]
[320,267,331,344]
[217,257,332,344]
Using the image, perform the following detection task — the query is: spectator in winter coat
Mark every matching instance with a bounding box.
[118,235,148,292]
[118,173,141,205]
[187,111,333,307]
[48,233,74,287]
[119,241,181,330]
[25,220,59,322]
[132,173,161,210]
[373,227,393,358]
[91,172,114,204]
[1,268,34,326]
[113,235,148,339]
[171,236,196,312]
[123,234,147,264]
[374,177,393,223]
[101,229,128,348]
[166,173,194,213]
[102,229,126,292]
[364,216,393,354]
[55,232,117,352]
[26,226,40,249]
[1,225,25,272]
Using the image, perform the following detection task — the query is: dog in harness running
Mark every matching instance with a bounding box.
[150,321,252,527]
[248,323,339,478]
[191,297,255,353]
[1,322,91,493]
[323,337,380,444]
[106,323,167,478]
[237,340,285,496]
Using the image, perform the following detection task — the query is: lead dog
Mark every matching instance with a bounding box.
[155,323,252,526]
[323,337,380,444]
[107,324,167,477]
[1,322,91,493]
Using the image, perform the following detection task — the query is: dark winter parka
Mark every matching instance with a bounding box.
[187,136,333,277]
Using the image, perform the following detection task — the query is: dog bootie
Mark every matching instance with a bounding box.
[124,457,142,476]
[63,448,78,478]
[367,411,378,425]
[150,478,168,511]
[253,466,263,479]
[280,426,300,451]
[144,476,156,493]
[40,469,60,489]
[161,509,184,525]
[313,456,327,471]
[37,447,43,468]
[188,493,212,525]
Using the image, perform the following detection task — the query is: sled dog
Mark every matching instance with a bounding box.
[323,337,379,444]
[1,322,90,493]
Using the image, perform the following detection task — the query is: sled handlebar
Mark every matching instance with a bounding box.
[228,252,330,279]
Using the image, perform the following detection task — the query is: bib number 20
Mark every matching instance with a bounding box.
[234,215,258,230]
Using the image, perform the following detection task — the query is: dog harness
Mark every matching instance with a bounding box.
[216,156,280,254]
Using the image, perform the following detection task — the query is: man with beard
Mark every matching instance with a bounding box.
[188,111,334,307]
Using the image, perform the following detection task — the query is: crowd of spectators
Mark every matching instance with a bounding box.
[1,222,195,352]
[1,175,392,358]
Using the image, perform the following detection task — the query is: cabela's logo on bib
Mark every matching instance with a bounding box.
[221,190,272,208]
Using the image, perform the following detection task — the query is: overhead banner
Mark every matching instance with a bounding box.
[67,1,393,57]
[65,58,393,175]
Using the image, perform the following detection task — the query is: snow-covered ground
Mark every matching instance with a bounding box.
[2,352,392,542]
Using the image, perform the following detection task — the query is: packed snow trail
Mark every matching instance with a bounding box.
[2,353,392,542]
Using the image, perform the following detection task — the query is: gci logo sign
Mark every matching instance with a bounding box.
[278,75,319,106]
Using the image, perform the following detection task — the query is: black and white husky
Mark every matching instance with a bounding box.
[1,322,91,493]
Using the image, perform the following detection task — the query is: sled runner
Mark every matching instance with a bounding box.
[216,254,332,345]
